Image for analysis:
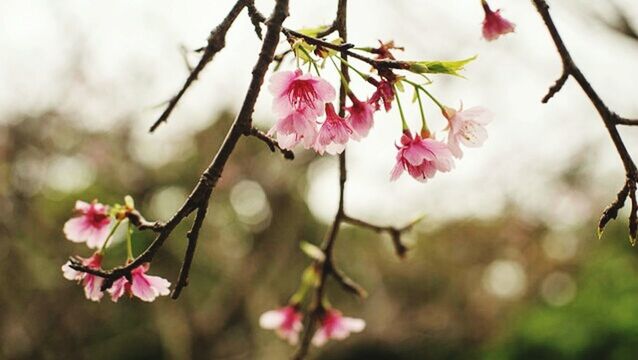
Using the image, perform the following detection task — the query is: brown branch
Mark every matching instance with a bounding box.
[126,210,164,232]
[172,196,210,299]
[244,126,295,160]
[343,215,419,258]
[248,5,410,72]
[532,0,638,240]
[149,0,250,133]
[71,0,290,292]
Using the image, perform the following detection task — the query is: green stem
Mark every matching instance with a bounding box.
[403,79,446,112]
[98,218,123,254]
[126,221,134,261]
[414,86,429,133]
[334,54,369,82]
[329,56,350,95]
[393,83,409,131]
[298,46,321,76]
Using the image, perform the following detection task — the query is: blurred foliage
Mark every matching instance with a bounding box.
[1,109,638,360]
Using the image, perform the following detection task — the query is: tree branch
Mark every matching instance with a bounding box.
[244,126,295,160]
[171,196,210,299]
[342,215,419,258]
[70,0,290,292]
[149,0,250,132]
[532,0,638,240]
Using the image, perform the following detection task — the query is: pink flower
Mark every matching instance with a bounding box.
[63,200,112,249]
[482,0,515,41]
[312,309,365,347]
[314,103,354,155]
[108,263,171,302]
[61,252,104,302]
[390,132,454,182]
[370,80,395,112]
[346,96,375,140]
[268,109,318,150]
[269,69,336,118]
[259,305,303,345]
[444,105,492,159]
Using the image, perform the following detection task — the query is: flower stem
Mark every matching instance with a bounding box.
[334,54,369,82]
[414,86,430,133]
[98,219,123,254]
[126,221,134,261]
[393,83,409,131]
[329,56,350,96]
[298,46,321,76]
[403,79,446,112]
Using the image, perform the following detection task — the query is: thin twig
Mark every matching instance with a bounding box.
[172,196,210,299]
[532,0,638,240]
[342,215,418,258]
[149,0,250,132]
[71,0,291,291]
[244,126,295,160]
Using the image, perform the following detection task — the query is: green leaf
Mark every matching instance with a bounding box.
[124,195,135,209]
[297,24,331,38]
[395,79,405,92]
[300,241,325,262]
[408,55,477,77]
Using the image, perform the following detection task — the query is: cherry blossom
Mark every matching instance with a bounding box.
[108,264,171,302]
[63,200,112,249]
[61,252,104,302]
[268,109,318,150]
[390,132,454,182]
[346,96,375,140]
[369,79,395,112]
[481,0,515,41]
[444,105,492,159]
[269,69,336,118]
[312,309,365,347]
[314,103,354,155]
[259,305,304,345]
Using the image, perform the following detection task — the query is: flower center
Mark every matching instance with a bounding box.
[288,80,318,111]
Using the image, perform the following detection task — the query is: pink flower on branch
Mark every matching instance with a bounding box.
[63,200,112,249]
[391,132,454,182]
[370,79,395,112]
[346,96,375,140]
[314,103,354,155]
[268,109,318,150]
[444,105,492,159]
[312,309,365,347]
[481,0,515,41]
[259,305,304,345]
[108,264,171,302]
[61,252,104,302]
[269,69,336,118]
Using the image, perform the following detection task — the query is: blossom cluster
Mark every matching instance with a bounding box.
[267,50,493,183]
[61,199,170,302]
[258,264,365,347]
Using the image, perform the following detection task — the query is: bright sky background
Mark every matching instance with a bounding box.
[2,0,637,228]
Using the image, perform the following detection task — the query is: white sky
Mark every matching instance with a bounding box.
[1,0,637,228]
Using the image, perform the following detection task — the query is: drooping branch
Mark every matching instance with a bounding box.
[532,0,638,241]
[70,0,291,293]
[149,0,250,133]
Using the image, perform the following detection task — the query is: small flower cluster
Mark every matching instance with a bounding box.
[268,37,493,183]
[61,198,170,302]
[259,265,365,347]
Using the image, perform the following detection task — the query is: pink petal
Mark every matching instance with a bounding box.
[83,275,104,302]
[84,223,111,249]
[61,261,81,281]
[63,217,91,243]
[108,277,128,302]
[259,310,285,329]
